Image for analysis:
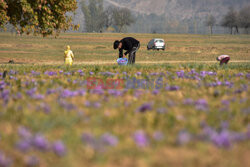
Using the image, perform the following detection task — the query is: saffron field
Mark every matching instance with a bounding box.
[0,33,250,167]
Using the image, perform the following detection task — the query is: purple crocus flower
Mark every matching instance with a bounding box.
[211,130,231,148]
[246,73,250,79]
[52,141,67,157]
[100,133,118,147]
[153,131,164,141]
[81,133,98,149]
[16,140,32,152]
[235,73,244,77]
[133,131,149,147]
[152,89,159,95]
[25,156,39,167]
[18,127,32,139]
[183,98,194,105]
[26,88,37,97]
[32,134,49,151]
[0,151,12,167]
[176,70,185,78]
[136,103,153,113]
[177,130,191,145]
[136,72,142,76]
[195,99,209,111]
[165,85,180,91]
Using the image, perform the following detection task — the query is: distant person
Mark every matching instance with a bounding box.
[113,37,140,65]
[217,55,230,66]
[64,45,74,66]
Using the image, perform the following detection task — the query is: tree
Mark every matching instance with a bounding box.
[112,8,135,32]
[0,0,78,37]
[221,7,239,34]
[81,0,105,32]
[239,5,250,34]
[205,15,216,34]
[103,6,115,30]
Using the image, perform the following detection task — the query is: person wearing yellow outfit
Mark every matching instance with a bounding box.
[64,45,74,66]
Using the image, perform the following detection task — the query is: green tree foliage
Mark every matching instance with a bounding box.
[0,0,78,37]
[81,0,105,32]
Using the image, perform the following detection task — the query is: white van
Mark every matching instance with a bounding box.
[147,38,165,51]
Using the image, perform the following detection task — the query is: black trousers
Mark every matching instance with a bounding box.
[128,43,140,65]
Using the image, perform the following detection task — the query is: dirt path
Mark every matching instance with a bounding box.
[33,60,250,65]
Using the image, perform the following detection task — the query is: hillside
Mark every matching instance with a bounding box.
[104,0,250,20]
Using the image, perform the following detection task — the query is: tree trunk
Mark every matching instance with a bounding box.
[235,26,239,34]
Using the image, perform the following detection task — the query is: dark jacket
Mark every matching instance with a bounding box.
[119,37,140,58]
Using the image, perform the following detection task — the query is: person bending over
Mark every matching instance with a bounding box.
[64,45,74,66]
[113,37,140,65]
[217,55,230,66]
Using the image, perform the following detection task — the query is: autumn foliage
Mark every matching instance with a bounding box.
[0,0,78,36]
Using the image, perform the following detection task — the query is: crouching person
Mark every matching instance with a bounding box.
[217,55,230,66]
[64,45,74,66]
[113,37,140,65]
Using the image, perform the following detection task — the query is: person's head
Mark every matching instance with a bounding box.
[67,45,71,50]
[113,40,122,50]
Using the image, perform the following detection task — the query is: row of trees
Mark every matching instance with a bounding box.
[206,6,250,34]
[81,0,135,32]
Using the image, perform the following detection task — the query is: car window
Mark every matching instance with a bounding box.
[155,40,164,43]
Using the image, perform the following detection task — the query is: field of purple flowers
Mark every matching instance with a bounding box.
[0,64,249,167]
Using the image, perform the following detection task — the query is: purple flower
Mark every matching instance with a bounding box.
[0,151,12,167]
[133,131,149,147]
[153,131,164,141]
[235,73,244,77]
[89,72,94,75]
[93,102,101,108]
[195,99,209,111]
[32,94,45,100]
[32,134,49,151]
[44,71,57,76]
[16,140,32,152]
[152,89,159,95]
[81,133,95,145]
[136,103,153,113]
[25,156,39,167]
[18,127,32,139]
[211,130,231,148]
[165,85,180,91]
[246,73,250,79]
[176,70,185,78]
[183,98,194,105]
[59,100,76,111]
[136,72,142,76]
[26,88,37,97]
[177,130,191,145]
[108,90,123,97]
[100,133,118,147]
[221,100,230,106]
[52,141,67,157]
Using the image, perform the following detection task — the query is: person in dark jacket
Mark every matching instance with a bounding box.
[113,37,140,65]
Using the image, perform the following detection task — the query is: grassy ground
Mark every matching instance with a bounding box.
[0,33,250,64]
[0,33,250,167]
